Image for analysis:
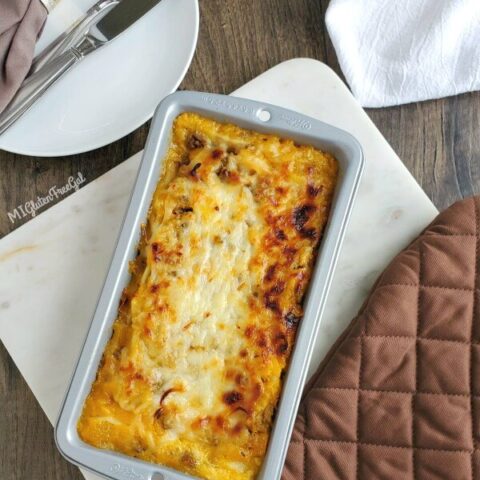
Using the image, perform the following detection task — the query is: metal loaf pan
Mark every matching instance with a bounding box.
[55,91,364,480]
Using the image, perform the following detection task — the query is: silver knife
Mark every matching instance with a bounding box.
[30,0,120,75]
[0,0,162,136]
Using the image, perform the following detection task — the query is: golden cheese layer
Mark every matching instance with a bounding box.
[77,113,338,480]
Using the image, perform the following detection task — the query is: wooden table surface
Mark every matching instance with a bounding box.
[1,0,479,478]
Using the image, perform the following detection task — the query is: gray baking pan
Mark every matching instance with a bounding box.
[55,91,364,480]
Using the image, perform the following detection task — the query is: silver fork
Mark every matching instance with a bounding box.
[0,0,120,136]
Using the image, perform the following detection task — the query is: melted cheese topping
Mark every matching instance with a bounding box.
[77,113,338,480]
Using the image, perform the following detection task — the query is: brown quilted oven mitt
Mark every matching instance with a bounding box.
[283,196,480,480]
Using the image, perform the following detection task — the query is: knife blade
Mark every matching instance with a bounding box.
[0,0,163,136]
[93,0,163,41]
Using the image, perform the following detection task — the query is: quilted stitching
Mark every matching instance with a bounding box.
[283,197,480,479]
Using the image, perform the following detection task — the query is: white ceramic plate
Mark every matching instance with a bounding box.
[0,0,199,157]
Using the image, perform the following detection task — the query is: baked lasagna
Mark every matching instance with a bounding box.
[77,113,338,480]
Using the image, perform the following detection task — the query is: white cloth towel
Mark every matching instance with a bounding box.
[326,0,480,107]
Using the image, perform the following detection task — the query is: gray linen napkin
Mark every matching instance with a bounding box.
[0,0,48,113]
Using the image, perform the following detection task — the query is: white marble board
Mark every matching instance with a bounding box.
[0,59,438,480]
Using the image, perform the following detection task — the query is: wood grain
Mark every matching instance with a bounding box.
[0,0,479,478]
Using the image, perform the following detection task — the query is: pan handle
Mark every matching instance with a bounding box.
[85,457,192,480]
